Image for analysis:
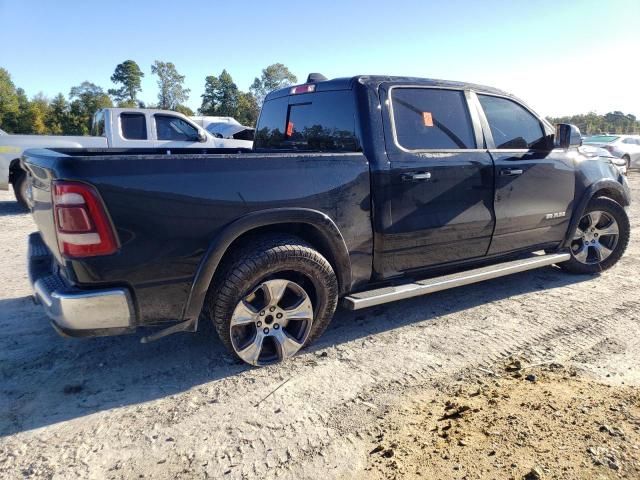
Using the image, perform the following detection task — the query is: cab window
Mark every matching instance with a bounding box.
[156,115,198,141]
[121,113,147,140]
[391,88,476,150]
[478,95,546,150]
[254,91,359,151]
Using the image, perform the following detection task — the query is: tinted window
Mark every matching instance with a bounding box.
[391,88,475,150]
[120,113,147,140]
[254,91,359,151]
[478,95,546,149]
[156,115,198,141]
[623,137,635,144]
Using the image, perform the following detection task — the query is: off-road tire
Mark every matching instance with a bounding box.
[204,234,339,364]
[560,197,630,274]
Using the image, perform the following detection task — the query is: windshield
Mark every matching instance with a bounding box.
[584,135,619,143]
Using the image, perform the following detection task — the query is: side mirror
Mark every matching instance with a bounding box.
[197,130,207,143]
[555,123,582,149]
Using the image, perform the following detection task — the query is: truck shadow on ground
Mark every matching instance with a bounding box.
[0,266,591,437]
[0,200,26,216]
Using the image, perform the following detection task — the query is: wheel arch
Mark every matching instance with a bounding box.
[181,208,352,326]
[562,180,630,248]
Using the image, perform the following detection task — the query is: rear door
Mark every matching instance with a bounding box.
[378,85,496,277]
[475,93,575,254]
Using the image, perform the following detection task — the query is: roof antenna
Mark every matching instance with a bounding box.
[306,73,327,83]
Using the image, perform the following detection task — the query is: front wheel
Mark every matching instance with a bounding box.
[205,234,339,366]
[560,197,630,274]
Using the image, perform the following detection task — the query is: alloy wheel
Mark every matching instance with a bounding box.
[229,279,314,366]
[570,210,619,265]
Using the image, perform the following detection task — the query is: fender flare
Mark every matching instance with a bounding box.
[181,208,352,325]
[562,180,630,247]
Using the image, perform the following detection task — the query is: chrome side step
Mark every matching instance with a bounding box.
[342,253,570,310]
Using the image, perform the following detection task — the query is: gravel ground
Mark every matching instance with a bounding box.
[0,173,639,479]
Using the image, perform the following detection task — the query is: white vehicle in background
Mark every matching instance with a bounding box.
[583,134,640,169]
[0,108,251,207]
[206,122,254,149]
[190,115,240,130]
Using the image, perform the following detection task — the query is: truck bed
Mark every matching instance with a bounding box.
[23,147,373,325]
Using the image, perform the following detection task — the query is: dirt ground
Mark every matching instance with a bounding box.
[0,173,639,480]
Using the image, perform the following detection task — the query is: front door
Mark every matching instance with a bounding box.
[378,85,496,278]
[475,93,575,254]
[154,114,206,149]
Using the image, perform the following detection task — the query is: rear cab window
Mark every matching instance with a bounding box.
[254,90,359,152]
[390,88,476,150]
[120,113,147,140]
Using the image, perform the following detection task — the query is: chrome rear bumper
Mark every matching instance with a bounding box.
[28,232,135,337]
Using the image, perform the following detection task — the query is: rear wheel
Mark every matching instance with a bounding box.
[13,170,31,210]
[204,234,339,366]
[560,197,629,274]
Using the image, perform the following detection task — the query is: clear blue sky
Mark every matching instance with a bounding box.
[1,0,639,117]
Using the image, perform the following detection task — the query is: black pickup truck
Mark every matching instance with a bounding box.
[24,74,631,366]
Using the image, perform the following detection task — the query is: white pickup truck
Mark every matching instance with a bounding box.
[0,108,253,207]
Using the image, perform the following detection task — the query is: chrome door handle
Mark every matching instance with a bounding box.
[402,172,432,181]
[500,168,524,176]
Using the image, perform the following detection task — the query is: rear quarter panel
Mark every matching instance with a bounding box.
[29,152,372,324]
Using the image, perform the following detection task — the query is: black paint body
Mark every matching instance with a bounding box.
[24,76,631,329]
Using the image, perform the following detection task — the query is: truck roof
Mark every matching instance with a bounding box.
[265,75,512,101]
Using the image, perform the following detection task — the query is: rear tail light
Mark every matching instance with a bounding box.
[52,181,118,258]
[290,84,316,95]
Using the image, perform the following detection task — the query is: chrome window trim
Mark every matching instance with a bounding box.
[387,85,485,153]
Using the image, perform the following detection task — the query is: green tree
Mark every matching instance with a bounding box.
[250,63,297,105]
[108,60,144,106]
[174,104,194,116]
[151,61,190,110]
[0,68,20,132]
[13,88,33,133]
[547,111,640,135]
[199,69,239,117]
[26,93,51,134]
[46,93,70,134]
[236,91,260,126]
[68,81,113,134]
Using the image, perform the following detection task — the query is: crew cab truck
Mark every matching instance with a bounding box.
[24,75,631,366]
[1,108,251,207]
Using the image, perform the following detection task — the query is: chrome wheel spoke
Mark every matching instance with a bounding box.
[237,334,264,365]
[587,211,602,228]
[230,300,258,327]
[283,298,313,322]
[595,222,619,237]
[573,245,589,263]
[595,243,613,262]
[573,227,585,240]
[273,328,304,360]
[263,279,290,307]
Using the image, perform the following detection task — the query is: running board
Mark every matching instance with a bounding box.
[342,253,570,311]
